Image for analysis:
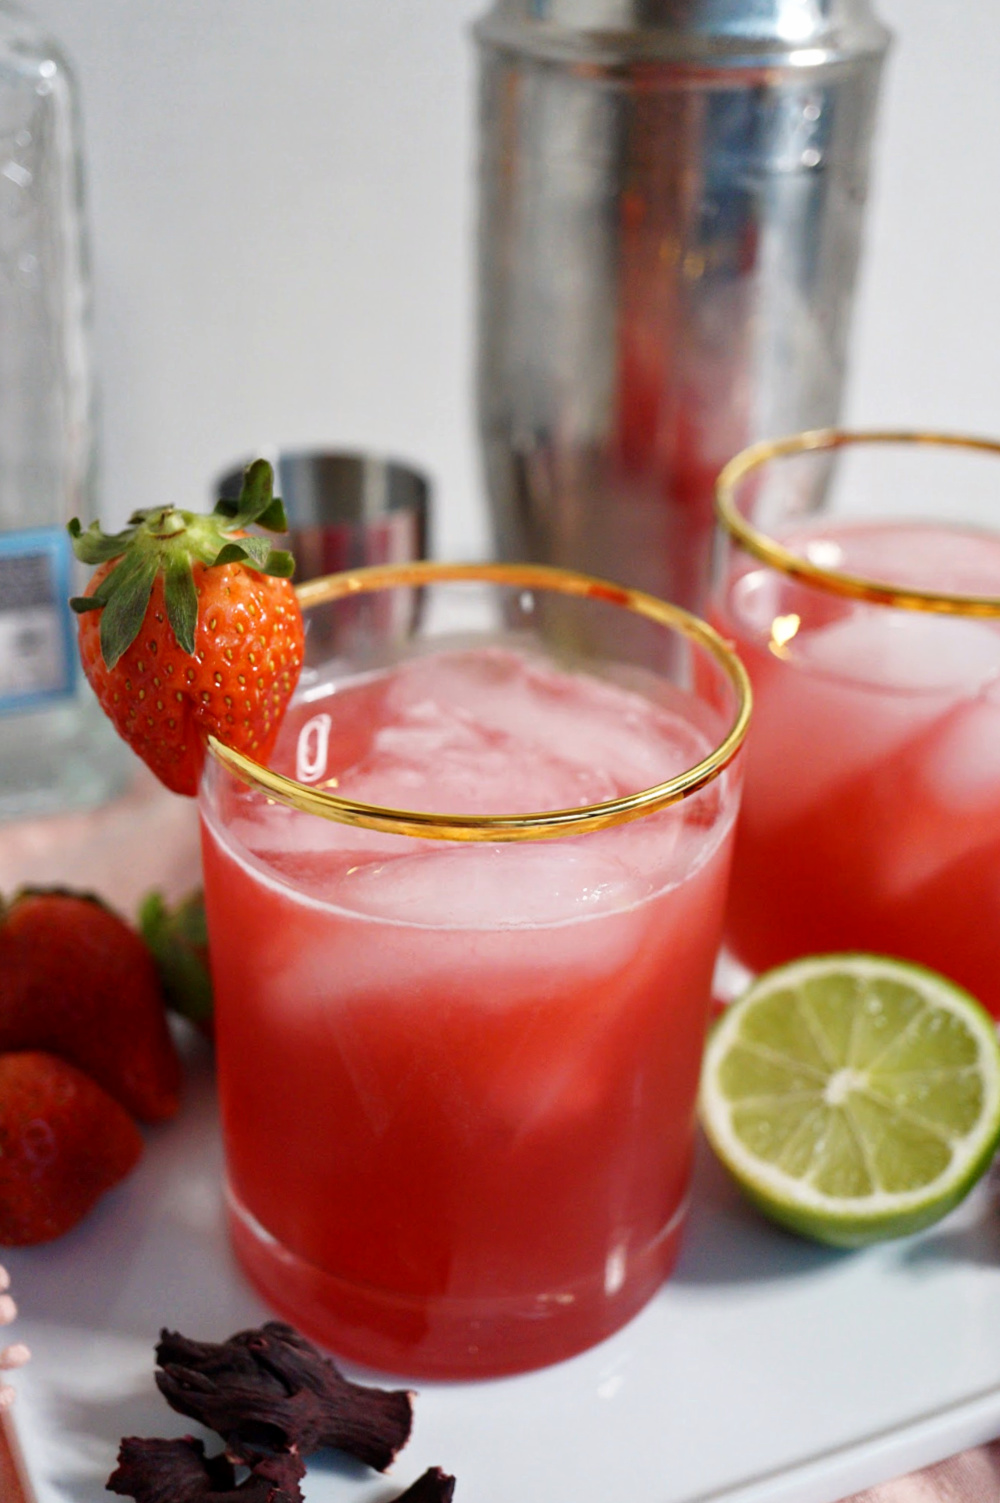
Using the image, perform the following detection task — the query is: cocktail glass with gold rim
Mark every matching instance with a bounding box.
[199,560,750,1378]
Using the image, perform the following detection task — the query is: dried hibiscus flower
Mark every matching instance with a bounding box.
[155,1321,413,1469]
[394,1466,457,1501]
[106,1435,305,1503]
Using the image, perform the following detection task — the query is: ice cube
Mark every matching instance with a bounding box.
[799,608,1000,695]
[820,522,1000,599]
[383,648,706,798]
[229,799,408,866]
[917,690,1000,812]
[333,839,647,929]
[742,611,1000,829]
[256,847,655,1043]
[591,810,682,890]
[587,790,735,895]
[340,695,622,816]
[873,688,1000,899]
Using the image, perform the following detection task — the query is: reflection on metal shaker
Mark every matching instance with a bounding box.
[474,0,890,611]
[214,451,431,582]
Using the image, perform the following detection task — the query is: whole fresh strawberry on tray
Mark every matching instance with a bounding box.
[0,1051,143,1246]
[0,462,306,1248]
[0,888,181,1123]
[69,458,305,795]
[0,887,182,1245]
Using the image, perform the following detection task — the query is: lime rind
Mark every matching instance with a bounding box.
[699,953,1000,1247]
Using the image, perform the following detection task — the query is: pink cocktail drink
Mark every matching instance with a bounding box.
[199,566,748,1377]
[714,434,1000,1015]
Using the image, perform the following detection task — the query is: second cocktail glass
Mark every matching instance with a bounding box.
[198,561,749,1378]
[713,430,1000,1015]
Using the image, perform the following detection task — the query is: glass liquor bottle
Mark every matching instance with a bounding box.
[0,2,131,818]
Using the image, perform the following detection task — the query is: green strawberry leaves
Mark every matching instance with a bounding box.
[213,534,294,576]
[164,552,200,658]
[68,459,296,668]
[96,550,161,670]
[138,889,214,1032]
[67,517,134,567]
[215,456,289,534]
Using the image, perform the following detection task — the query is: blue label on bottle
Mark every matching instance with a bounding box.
[0,527,77,713]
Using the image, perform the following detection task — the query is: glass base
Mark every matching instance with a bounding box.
[227,1186,688,1379]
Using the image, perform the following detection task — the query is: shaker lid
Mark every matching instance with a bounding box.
[474,0,890,66]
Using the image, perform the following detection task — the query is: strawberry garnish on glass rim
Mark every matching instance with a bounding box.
[69,459,305,797]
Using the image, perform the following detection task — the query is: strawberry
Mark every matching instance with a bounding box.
[0,889,181,1123]
[0,1051,143,1246]
[69,459,304,796]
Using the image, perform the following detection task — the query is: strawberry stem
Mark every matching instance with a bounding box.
[68,460,295,669]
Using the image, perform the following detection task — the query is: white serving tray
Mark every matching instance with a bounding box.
[8,1032,1000,1503]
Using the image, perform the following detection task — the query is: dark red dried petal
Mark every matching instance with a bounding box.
[155,1321,413,1469]
[107,1437,233,1503]
[238,1453,307,1502]
[394,1466,457,1502]
[105,1435,305,1503]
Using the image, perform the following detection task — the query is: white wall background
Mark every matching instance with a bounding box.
[29,0,1000,558]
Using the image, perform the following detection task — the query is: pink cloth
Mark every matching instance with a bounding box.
[839,1442,1000,1501]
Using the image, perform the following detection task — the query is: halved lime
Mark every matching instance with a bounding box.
[699,953,1000,1247]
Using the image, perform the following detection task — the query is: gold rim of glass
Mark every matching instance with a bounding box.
[204,560,752,843]
[716,428,1000,618]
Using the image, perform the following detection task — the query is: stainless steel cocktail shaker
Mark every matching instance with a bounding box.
[474,0,890,611]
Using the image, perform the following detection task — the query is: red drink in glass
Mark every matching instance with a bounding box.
[199,565,748,1377]
[714,433,1000,1017]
